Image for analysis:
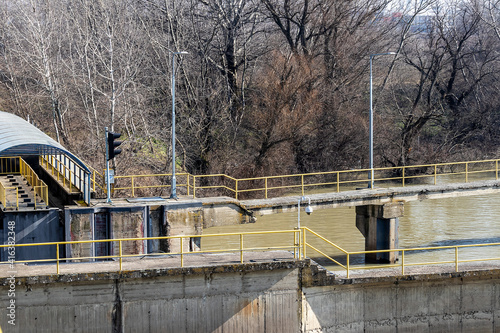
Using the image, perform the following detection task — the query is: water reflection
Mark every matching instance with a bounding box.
[202,193,500,271]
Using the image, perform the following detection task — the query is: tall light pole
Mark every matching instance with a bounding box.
[170,51,188,199]
[369,52,396,189]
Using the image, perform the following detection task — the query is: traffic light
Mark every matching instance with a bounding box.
[107,131,122,160]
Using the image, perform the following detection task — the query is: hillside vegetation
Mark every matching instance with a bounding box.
[1,0,499,182]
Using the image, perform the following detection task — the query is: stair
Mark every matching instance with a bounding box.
[0,174,48,210]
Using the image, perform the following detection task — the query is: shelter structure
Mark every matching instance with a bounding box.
[0,111,91,205]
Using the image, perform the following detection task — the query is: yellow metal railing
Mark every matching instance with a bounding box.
[40,154,82,194]
[0,185,18,210]
[2,228,500,278]
[112,172,192,197]
[93,158,500,200]
[0,229,302,274]
[20,158,48,208]
[301,227,500,278]
[0,157,48,209]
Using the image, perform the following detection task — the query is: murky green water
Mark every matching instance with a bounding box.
[202,192,500,271]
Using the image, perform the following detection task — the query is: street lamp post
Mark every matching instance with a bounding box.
[369,52,396,189]
[170,51,188,199]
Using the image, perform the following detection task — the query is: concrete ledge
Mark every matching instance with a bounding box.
[240,180,500,214]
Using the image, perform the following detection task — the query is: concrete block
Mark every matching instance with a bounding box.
[381,202,404,218]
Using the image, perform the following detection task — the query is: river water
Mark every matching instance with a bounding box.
[202,192,500,272]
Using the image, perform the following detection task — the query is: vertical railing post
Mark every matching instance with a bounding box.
[235,179,239,200]
[56,244,60,274]
[465,162,469,183]
[402,167,405,187]
[119,240,123,271]
[180,237,184,267]
[265,178,268,199]
[193,176,196,198]
[131,176,135,197]
[401,250,405,275]
[346,253,350,279]
[455,247,458,272]
[240,234,244,263]
[496,160,499,181]
[187,175,190,196]
[336,172,340,193]
[434,165,437,185]
[294,229,298,259]
[302,228,306,260]
[301,175,304,197]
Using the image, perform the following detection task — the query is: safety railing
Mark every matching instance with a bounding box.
[95,158,500,200]
[20,158,49,208]
[40,154,92,204]
[112,172,193,197]
[0,157,48,209]
[40,154,80,194]
[0,157,20,175]
[0,229,301,274]
[0,184,18,210]
[302,227,500,278]
[2,228,500,278]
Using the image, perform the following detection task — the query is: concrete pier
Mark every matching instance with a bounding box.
[355,202,403,263]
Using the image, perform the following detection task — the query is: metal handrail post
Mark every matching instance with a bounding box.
[301,175,304,196]
[240,234,244,263]
[180,237,184,267]
[402,167,405,187]
[56,244,60,274]
[465,163,469,183]
[401,250,405,275]
[119,240,123,271]
[131,176,135,197]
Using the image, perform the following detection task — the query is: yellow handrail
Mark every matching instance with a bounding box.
[1,228,500,278]
[19,158,48,206]
[89,158,500,200]
[301,227,500,278]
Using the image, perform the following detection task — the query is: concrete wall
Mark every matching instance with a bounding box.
[0,262,499,332]
[0,262,301,333]
[303,271,500,332]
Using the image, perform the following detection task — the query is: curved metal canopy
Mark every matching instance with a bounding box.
[0,111,89,172]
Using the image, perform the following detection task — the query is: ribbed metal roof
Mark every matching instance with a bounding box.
[0,111,89,172]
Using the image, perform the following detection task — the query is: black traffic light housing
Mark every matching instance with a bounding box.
[107,131,122,160]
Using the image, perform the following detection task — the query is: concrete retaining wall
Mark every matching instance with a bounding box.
[0,262,499,332]
[303,272,500,332]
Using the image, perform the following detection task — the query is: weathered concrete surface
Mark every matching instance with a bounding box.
[356,203,403,263]
[1,254,500,332]
[0,258,304,333]
[241,179,500,215]
[303,268,500,332]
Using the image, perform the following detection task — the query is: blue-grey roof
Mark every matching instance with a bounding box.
[0,111,90,172]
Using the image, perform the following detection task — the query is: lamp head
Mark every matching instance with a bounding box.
[305,205,313,215]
